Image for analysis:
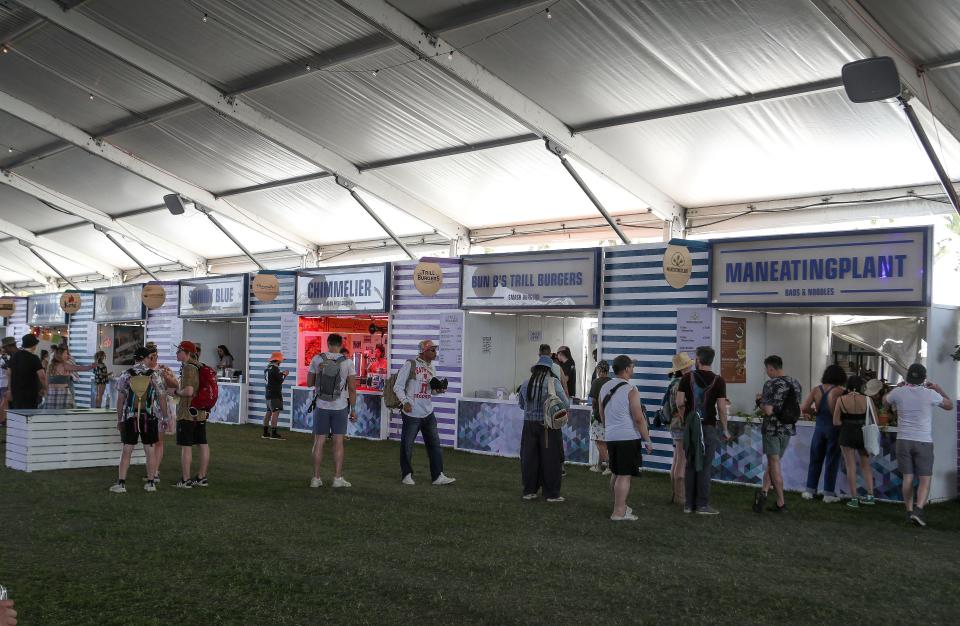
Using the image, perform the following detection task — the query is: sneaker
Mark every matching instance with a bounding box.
[332,477,351,488]
[561,469,567,477]
[910,509,927,527]
[261,430,270,439]
[589,464,601,473]
[521,493,538,500]
[109,483,127,494]
[545,496,565,503]
[696,506,720,515]
[846,498,860,509]
[175,479,193,489]
[144,481,157,493]
[610,512,639,521]
[309,477,323,488]
[822,495,841,504]
[769,503,788,513]
[801,491,814,500]
[861,495,877,506]
[602,468,612,476]
[682,507,692,514]
[270,431,284,440]
[752,490,767,514]
[432,473,456,486]
[401,474,415,486]
[193,476,209,488]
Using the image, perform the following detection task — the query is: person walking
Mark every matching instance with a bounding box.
[587,360,611,474]
[517,359,570,501]
[162,341,210,489]
[109,346,170,493]
[754,355,802,514]
[833,376,877,509]
[92,351,111,409]
[883,363,954,527]
[599,355,654,521]
[307,335,356,488]
[45,345,94,409]
[800,364,847,503]
[6,334,46,411]
[665,352,695,506]
[395,339,455,486]
[676,346,729,515]
[263,352,288,440]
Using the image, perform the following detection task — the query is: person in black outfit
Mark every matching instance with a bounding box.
[262,351,288,440]
[6,334,47,410]
[557,346,577,398]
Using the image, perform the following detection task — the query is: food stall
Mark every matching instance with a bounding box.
[456,249,601,464]
[92,285,146,409]
[178,274,249,425]
[289,264,391,439]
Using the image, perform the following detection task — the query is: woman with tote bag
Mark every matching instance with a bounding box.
[833,376,879,509]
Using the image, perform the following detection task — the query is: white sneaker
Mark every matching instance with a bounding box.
[546,496,565,503]
[611,512,639,521]
[822,495,841,504]
[144,481,157,493]
[309,477,323,488]
[109,483,126,494]
[432,473,456,486]
[522,493,538,500]
[332,477,352,488]
[801,491,814,500]
[401,474,415,486]
[589,464,601,473]
[602,468,612,476]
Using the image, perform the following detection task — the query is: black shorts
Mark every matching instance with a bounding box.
[266,396,283,412]
[607,439,643,476]
[120,415,160,446]
[176,420,208,447]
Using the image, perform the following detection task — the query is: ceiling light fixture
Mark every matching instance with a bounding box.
[202,13,209,23]
[546,8,552,19]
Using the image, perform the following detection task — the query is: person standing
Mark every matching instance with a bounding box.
[800,364,847,503]
[0,337,16,426]
[517,360,570,501]
[216,345,234,375]
[833,376,877,509]
[142,344,170,486]
[557,346,577,398]
[755,355,802,514]
[6,334,46,411]
[395,339,455,486]
[536,344,565,387]
[883,363,954,527]
[599,355,654,521]
[45,345,94,409]
[307,334,356,488]
[162,340,209,489]
[587,360,611,474]
[92,351,111,409]
[262,352,288,440]
[665,352,695,506]
[109,346,170,493]
[676,346,729,515]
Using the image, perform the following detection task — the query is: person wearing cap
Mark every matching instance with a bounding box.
[5,334,46,411]
[395,339,455,486]
[665,352,695,505]
[109,345,170,494]
[164,340,209,489]
[0,336,17,426]
[262,352,288,440]
[587,359,612,474]
[883,363,954,527]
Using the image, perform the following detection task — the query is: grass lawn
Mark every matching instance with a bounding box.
[3,423,960,625]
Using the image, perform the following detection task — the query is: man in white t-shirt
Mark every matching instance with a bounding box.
[307,333,357,489]
[884,363,954,527]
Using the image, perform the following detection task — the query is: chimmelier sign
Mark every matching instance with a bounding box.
[295,263,390,315]
[710,227,931,308]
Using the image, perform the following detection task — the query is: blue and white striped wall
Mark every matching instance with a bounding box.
[4,297,29,342]
[600,241,711,472]
[145,282,180,371]
[67,292,95,408]
[388,258,463,447]
[246,272,296,428]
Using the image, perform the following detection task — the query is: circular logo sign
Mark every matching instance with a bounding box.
[0,298,15,318]
[142,283,166,310]
[662,244,693,289]
[60,291,82,314]
[413,262,443,296]
[252,272,280,302]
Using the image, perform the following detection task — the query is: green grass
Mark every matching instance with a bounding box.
[3,424,960,625]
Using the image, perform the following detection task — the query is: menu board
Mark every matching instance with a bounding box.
[676,307,712,355]
[280,313,298,361]
[720,317,747,383]
[437,312,463,368]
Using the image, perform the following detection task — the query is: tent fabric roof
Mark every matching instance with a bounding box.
[0,0,958,287]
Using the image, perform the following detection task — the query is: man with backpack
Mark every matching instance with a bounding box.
[164,340,215,489]
[754,355,802,514]
[676,346,729,515]
[306,334,357,488]
[110,345,170,493]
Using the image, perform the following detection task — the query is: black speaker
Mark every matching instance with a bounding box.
[841,57,901,103]
[163,193,186,215]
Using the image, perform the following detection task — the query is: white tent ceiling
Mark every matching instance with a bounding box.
[0,0,958,290]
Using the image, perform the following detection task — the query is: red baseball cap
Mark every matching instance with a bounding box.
[176,340,198,354]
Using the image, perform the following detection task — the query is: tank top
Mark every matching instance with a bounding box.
[815,385,836,427]
[838,395,866,423]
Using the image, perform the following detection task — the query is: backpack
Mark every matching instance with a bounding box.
[685,372,719,422]
[125,368,156,419]
[542,377,569,430]
[775,378,802,425]
[312,354,347,403]
[383,360,416,410]
[653,378,682,428]
[190,363,219,412]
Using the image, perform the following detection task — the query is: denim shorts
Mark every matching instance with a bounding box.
[763,432,791,457]
[314,407,349,436]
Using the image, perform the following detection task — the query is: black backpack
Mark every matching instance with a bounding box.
[776,378,802,425]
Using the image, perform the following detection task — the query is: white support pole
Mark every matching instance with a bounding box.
[14,0,468,242]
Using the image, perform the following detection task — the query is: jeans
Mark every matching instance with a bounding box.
[400,412,444,481]
[806,419,841,495]
[520,420,563,498]
[685,424,719,510]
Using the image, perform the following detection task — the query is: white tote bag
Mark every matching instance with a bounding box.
[862,397,882,457]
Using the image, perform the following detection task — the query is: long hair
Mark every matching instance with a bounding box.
[526,364,554,403]
[218,344,232,358]
[95,350,106,364]
[48,345,67,377]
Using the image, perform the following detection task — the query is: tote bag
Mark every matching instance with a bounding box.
[863,397,882,457]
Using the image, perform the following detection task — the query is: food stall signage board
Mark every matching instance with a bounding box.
[295,264,390,315]
[178,274,249,319]
[460,249,602,309]
[60,291,82,314]
[95,285,146,322]
[413,261,443,296]
[0,298,16,318]
[710,227,931,308]
[28,293,67,326]
[252,273,280,302]
[141,283,166,310]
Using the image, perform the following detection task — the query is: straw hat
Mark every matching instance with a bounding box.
[669,352,695,374]
[863,378,884,397]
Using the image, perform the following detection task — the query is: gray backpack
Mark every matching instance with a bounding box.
[315,354,346,403]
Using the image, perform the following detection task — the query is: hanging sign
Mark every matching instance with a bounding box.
[413,261,444,296]
[710,226,931,308]
[252,272,281,302]
[178,274,249,318]
[60,291,82,315]
[720,317,747,384]
[28,293,67,326]
[141,282,167,310]
[295,263,390,315]
[460,249,601,309]
[0,298,15,318]
[663,244,693,289]
[95,285,146,322]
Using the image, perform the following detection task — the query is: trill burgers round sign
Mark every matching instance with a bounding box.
[0,298,15,319]
[663,244,693,289]
[60,291,82,314]
[413,261,443,297]
[252,272,280,302]
[141,282,167,310]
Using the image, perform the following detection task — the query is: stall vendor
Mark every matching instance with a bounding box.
[216,345,234,374]
[368,344,388,375]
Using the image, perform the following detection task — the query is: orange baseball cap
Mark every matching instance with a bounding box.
[269,351,284,362]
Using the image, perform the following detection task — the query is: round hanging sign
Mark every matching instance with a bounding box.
[142,282,167,310]
[252,272,280,302]
[60,291,82,314]
[0,298,15,318]
[662,244,693,289]
[413,261,443,297]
